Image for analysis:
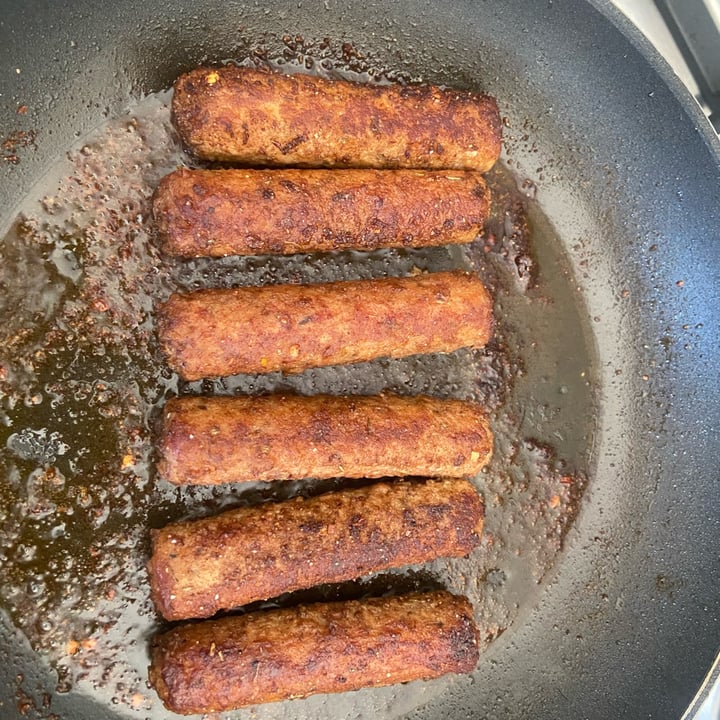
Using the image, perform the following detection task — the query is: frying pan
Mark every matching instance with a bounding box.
[1,0,719,718]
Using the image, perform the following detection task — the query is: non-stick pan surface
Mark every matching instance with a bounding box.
[1,1,719,718]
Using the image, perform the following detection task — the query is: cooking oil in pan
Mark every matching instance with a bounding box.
[0,74,595,717]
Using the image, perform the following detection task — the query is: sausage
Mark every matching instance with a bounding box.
[157,393,492,486]
[153,167,490,257]
[157,270,493,379]
[148,590,480,714]
[148,477,483,621]
[171,66,502,171]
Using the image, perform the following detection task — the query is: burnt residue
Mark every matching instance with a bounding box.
[2,128,37,164]
[0,95,182,708]
[475,162,537,294]
[0,49,594,715]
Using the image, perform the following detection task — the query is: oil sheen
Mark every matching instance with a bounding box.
[0,65,595,718]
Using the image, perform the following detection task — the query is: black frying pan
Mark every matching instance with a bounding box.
[1,1,719,718]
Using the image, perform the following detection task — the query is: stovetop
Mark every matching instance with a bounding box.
[612,0,719,132]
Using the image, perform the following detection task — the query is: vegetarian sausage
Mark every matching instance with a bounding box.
[148,590,480,714]
[157,270,493,379]
[148,478,483,621]
[153,167,490,257]
[157,393,492,486]
[171,66,502,171]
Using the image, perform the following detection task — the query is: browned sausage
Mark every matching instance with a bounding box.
[158,393,492,487]
[171,66,502,171]
[157,270,493,379]
[148,478,483,621]
[148,590,480,714]
[153,167,491,257]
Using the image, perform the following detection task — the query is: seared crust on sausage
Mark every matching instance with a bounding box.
[157,393,492,486]
[157,270,493,379]
[148,478,483,621]
[148,590,480,714]
[153,167,490,257]
[171,66,502,171]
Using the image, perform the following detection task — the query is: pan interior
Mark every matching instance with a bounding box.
[3,0,718,718]
[0,45,596,719]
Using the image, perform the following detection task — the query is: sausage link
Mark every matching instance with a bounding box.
[149,590,480,714]
[157,270,493,379]
[148,478,483,620]
[157,393,492,486]
[153,167,490,257]
[171,66,501,171]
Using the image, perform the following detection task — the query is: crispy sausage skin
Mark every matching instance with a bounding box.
[157,393,492,487]
[153,167,490,257]
[149,590,480,714]
[148,478,483,621]
[157,270,493,379]
[172,66,502,171]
